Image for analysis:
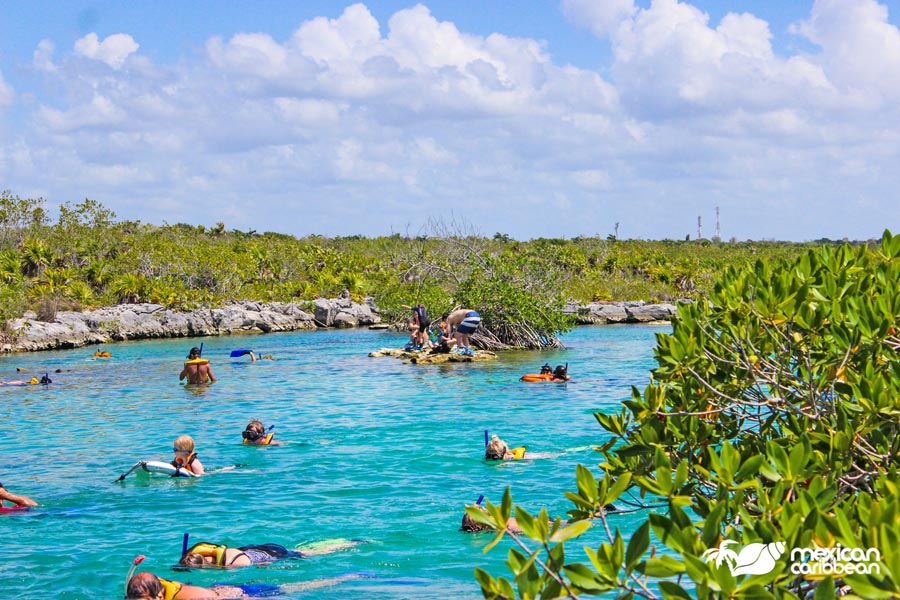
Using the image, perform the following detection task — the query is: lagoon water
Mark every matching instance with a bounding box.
[0,324,668,599]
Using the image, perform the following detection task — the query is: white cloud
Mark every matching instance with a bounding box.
[792,0,900,103]
[74,33,139,70]
[292,3,382,67]
[0,71,13,107]
[562,0,636,39]
[33,39,57,72]
[3,2,900,241]
[36,95,128,133]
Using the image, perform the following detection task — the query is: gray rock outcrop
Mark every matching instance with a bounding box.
[563,301,678,325]
[2,296,677,354]
[3,297,381,353]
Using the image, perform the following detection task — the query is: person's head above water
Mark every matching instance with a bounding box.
[461,507,491,532]
[485,434,509,460]
[126,572,164,600]
[540,363,552,375]
[187,347,201,359]
[173,435,196,458]
[179,552,208,568]
[553,365,568,379]
[243,420,266,442]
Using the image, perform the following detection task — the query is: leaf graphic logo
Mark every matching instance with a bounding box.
[704,541,786,576]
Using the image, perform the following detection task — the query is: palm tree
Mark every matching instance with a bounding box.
[0,250,21,284]
[109,273,147,304]
[21,238,54,277]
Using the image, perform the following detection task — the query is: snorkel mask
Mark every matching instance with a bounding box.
[242,429,262,442]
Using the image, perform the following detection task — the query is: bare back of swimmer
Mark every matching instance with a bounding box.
[178,347,217,384]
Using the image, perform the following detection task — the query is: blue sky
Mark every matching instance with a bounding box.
[2,1,899,241]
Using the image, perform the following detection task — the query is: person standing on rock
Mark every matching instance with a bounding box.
[446,308,481,352]
[179,347,217,384]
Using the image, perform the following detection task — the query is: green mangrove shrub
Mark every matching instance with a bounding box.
[472,232,900,599]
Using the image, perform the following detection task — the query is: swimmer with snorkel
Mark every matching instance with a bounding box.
[0,374,51,386]
[178,536,364,569]
[179,347,216,384]
[241,420,282,446]
[126,560,368,599]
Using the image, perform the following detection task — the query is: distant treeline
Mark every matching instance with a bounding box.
[0,191,861,346]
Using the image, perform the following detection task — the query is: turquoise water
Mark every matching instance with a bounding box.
[0,324,668,599]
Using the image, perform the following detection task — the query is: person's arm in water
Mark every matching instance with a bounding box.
[249,351,257,362]
[189,457,205,475]
[203,365,217,383]
[178,366,189,382]
[0,484,37,507]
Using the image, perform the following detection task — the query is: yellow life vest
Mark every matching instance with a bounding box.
[243,432,275,446]
[157,577,182,600]
[183,359,209,366]
[511,446,527,460]
[185,542,228,566]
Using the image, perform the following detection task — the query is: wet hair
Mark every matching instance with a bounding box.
[540,363,552,374]
[188,347,201,359]
[485,435,508,460]
[461,507,490,532]
[179,552,205,568]
[174,435,195,452]
[126,572,163,599]
[553,365,568,379]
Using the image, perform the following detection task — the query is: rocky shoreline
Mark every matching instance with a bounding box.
[564,300,678,325]
[1,298,678,353]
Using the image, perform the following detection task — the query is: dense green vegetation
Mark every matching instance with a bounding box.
[472,232,900,598]
[0,191,843,347]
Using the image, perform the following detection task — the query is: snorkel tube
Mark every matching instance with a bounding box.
[484,430,489,447]
[124,555,146,597]
[181,532,190,558]
[476,494,484,506]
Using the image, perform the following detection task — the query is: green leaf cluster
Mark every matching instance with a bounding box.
[472,232,900,599]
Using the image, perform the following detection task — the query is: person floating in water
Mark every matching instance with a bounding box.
[126,570,368,599]
[180,542,302,568]
[179,539,363,568]
[521,364,568,382]
[172,435,205,475]
[0,374,50,386]
[460,504,524,534]
[231,350,274,362]
[241,420,281,446]
[179,347,217,384]
[484,434,526,461]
